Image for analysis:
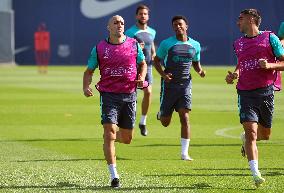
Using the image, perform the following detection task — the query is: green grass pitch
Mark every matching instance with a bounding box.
[0,65,283,192]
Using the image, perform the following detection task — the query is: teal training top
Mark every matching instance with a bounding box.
[125,25,156,65]
[156,36,201,85]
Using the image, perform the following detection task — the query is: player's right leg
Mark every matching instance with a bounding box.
[100,92,123,188]
[238,93,273,187]
[103,124,117,164]
[157,86,175,127]
[243,122,258,162]
[243,121,265,187]
[238,94,259,159]
[103,123,120,188]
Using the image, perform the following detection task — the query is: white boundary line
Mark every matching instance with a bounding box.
[215,127,241,139]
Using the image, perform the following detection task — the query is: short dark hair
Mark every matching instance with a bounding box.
[240,9,261,27]
[136,4,150,15]
[172,15,188,25]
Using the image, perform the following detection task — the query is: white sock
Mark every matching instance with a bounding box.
[249,160,260,177]
[140,115,147,125]
[108,164,119,180]
[181,138,190,156]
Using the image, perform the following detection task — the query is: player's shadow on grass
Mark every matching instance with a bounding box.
[0,182,238,191]
[13,158,104,162]
[194,168,284,171]
[118,183,214,191]
[0,138,100,142]
[193,168,284,176]
[13,156,129,163]
[0,182,258,191]
[135,143,241,147]
[145,173,251,177]
[0,183,111,191]
[146,169,284,177]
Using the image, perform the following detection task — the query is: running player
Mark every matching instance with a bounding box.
[83,15,147,188]
[225,9,284,187]
[154,15,206,161]
[125,4,156,136]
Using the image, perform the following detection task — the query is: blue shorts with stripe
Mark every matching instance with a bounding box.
[238,86,274,128]
[100,92,137,129]
[159,80,192,117]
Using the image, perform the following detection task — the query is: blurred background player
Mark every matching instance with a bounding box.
[83,15,147,188]
[125,4,156,136]
[225,9,284,187]
[34,23,50,73]
[154,15,206,161]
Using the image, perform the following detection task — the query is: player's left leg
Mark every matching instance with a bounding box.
[257,125,271,140]
[139,85,152,136]
[178,108,193,161]
[109,127,133,188]
[116,99,135,144]
[257,94,274,141]
[41,50,49,74]
[177,84,192,161]
[116,128,134,144]
[103,123,120,188]
[253,94,273,187]
[36,51,45,73]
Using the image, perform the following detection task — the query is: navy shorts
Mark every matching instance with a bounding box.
[238,94,274,128]
[159,82,192,117]
[100,92,137,129]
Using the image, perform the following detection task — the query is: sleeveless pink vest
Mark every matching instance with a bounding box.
[96,37,138,93]
[234,31,279,90]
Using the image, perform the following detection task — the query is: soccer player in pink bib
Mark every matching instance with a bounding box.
[225,9,284,187]
[83,15,147,188]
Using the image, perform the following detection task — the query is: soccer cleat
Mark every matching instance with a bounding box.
[181,154,193,161]
[156,111,161,120]
[253,175,265,188]
[139,124,148,136]
[111,178,120,188]
[241,132,246,157]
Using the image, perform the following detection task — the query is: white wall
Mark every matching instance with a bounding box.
[0,0,12,11]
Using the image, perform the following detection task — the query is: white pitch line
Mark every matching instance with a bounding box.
[215,127,241,139]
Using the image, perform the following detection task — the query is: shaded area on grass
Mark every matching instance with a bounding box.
[12,156,130,163]
[0,138,101,142]
[134,143,241,147]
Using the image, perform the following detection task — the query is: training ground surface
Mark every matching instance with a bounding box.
[0,66,283,192]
